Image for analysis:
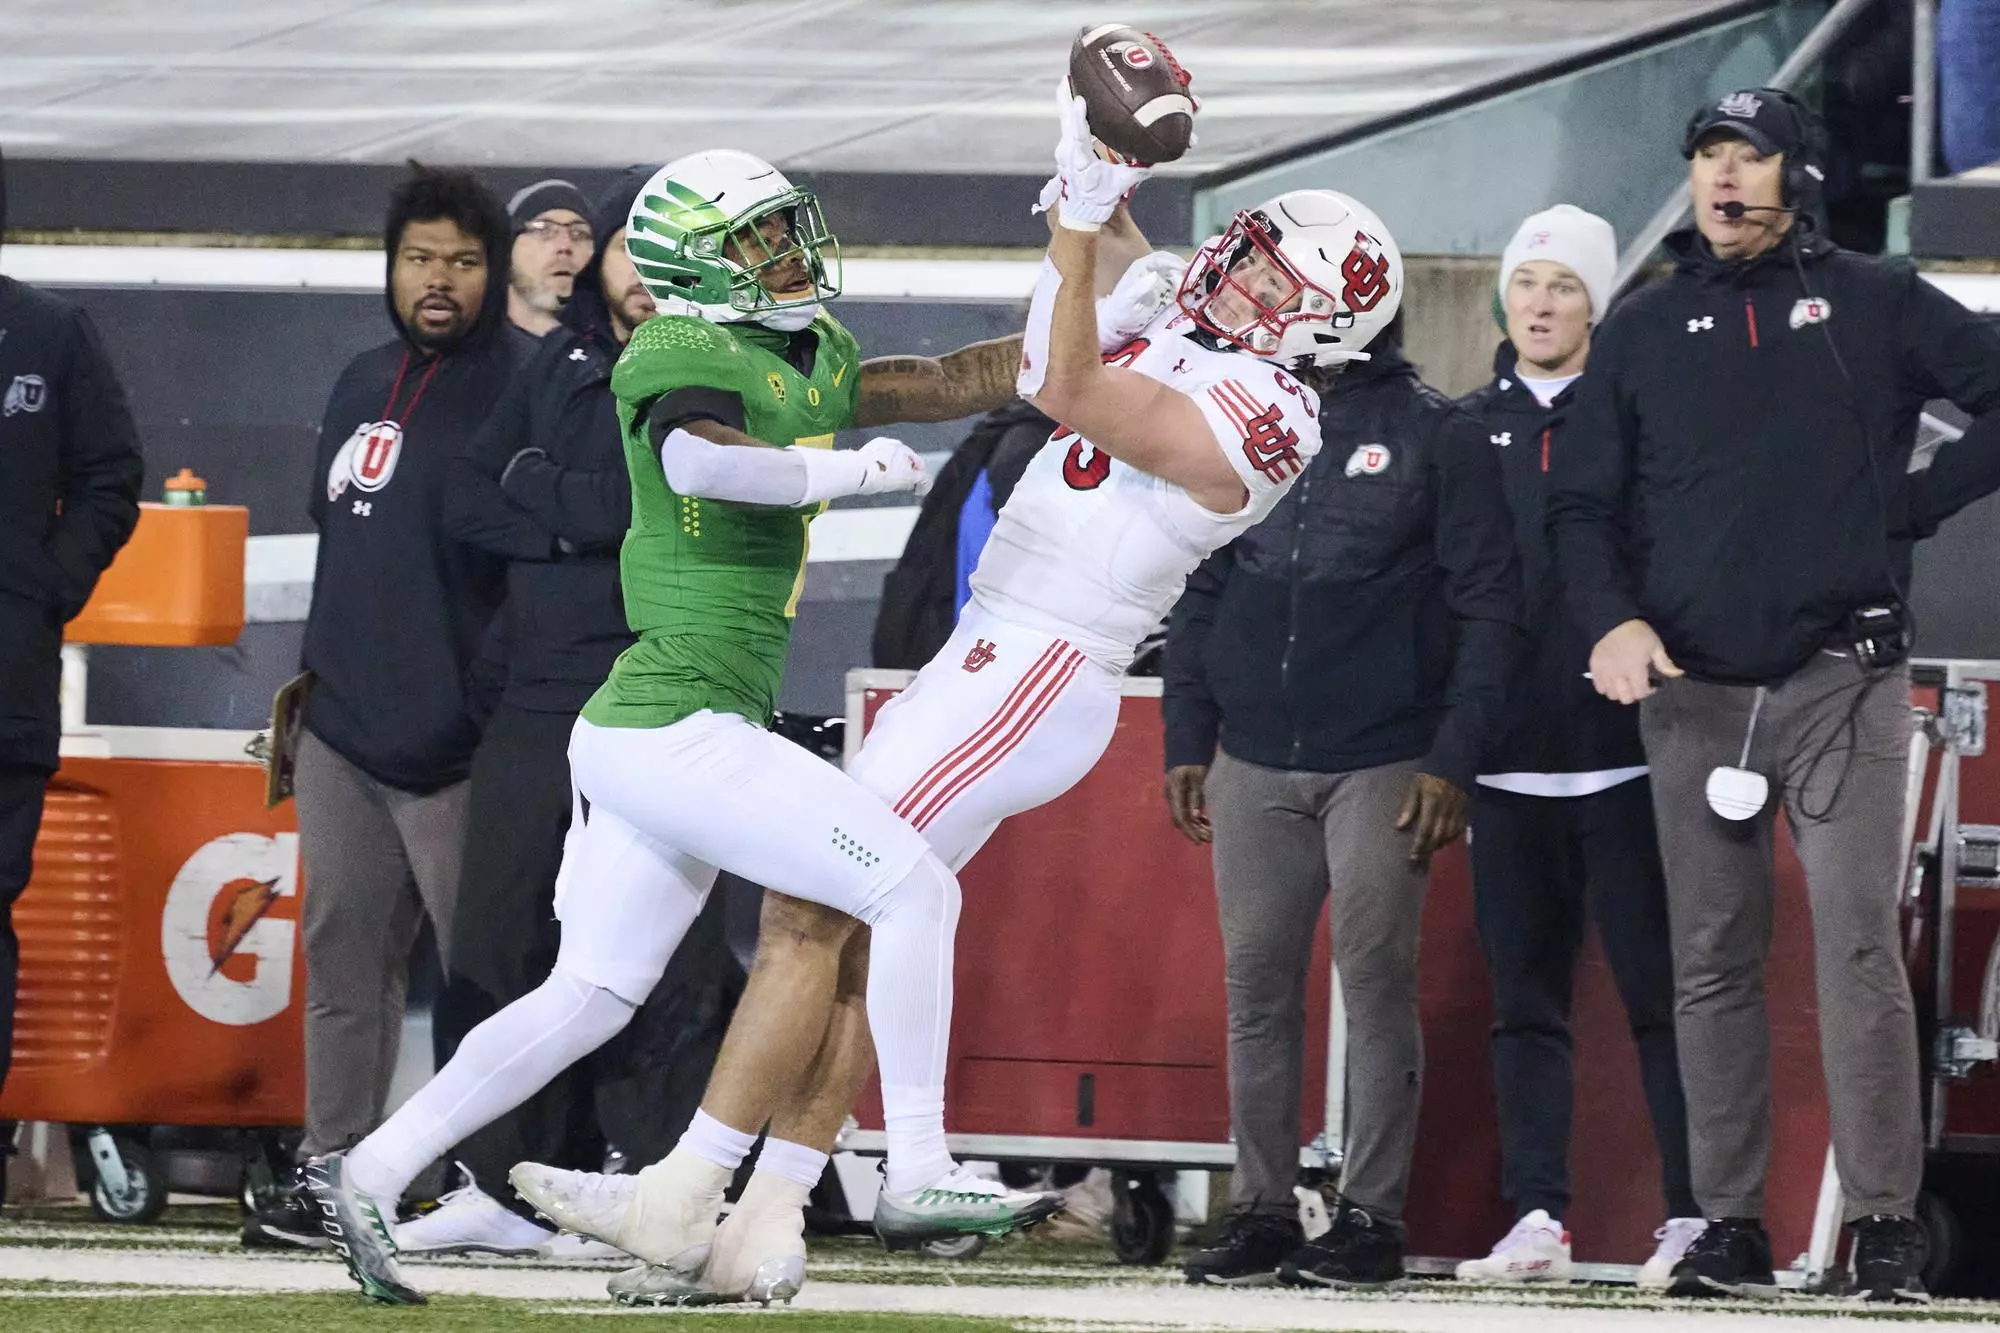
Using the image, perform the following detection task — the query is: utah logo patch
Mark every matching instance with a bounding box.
[1789,297,1833,330]
[326,420,404,503]
[962,639,997,673]
[1345,443,1391,478]
[3,373,46,416]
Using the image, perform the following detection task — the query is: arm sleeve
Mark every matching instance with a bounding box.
[46,308,143,618]
[1161,545,1232,770]
[1420,413,1527,791]
[1898,272,2000,532]
[655,425,813,506]
[1546,314,1646,646]
[442,374,557,561]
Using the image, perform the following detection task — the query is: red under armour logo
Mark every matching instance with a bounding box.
[1240,404,1303,482]
[962,640,998,673]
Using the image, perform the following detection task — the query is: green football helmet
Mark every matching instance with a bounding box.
[625,150,841,328]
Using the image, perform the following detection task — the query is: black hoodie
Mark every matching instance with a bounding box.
[0,149,145,769]
[1549,225,2000,684]
[1162,342,1524,790]
[1459,343,1643,776]
[300,196,514,792]
[443,169,649,714]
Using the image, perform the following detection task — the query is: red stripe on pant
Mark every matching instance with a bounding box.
[907,649,1085,833]
[893,641,1067,822]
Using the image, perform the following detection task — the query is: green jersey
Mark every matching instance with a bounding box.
[581,312,862,730]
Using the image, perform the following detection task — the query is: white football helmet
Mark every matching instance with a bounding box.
[1176,189,1403,367]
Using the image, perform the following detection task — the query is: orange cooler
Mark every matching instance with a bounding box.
[65,501,247,647]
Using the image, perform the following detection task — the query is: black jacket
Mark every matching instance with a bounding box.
[1163,343,1524,790]
[444,170,646,715]
[1549,225,2000,684]
[0,276,143,769]
[872,400,1049,670]
[301,224,512,791]
[1459,344,1644,776]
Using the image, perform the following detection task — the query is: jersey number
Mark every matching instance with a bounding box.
[1051,338,1148,492]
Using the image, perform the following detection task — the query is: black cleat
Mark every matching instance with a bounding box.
[1850,1213,1930,1304]
[242,1162,329,1251]
[1665,1216,1779,1299]
[1182,1206,1304,1287]
[1277,1199,1405,1290]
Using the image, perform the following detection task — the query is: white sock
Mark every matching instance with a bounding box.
[854,853,961,1195]
[342,970,633,1205]
[881,1084,954,1195]
[678,1109,757,1173]
[755,1137,830,1189]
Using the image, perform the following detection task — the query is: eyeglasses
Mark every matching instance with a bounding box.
[521,219,593,245]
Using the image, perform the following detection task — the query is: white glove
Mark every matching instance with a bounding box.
[1096,251,1189,350]
[1048,80,1152,231]
[852,436,932,499]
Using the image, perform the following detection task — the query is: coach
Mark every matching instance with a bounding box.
[1548,87,2000,1304]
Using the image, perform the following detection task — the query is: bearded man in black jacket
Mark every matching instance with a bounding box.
[256,165,513,1248]
[1548,88,2000,1304]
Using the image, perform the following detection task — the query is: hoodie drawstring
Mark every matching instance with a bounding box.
[380,350,443,425]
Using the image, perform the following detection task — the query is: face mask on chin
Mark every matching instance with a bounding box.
[754,302,821,332]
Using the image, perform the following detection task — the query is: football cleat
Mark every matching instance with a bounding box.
[874,1165,1066,1249]
[392,1165,550,1257]
[305,1152,423,1306]
[510,1148,727,1268]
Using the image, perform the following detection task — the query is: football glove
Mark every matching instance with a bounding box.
[1096,251,1190,350]
[852,437,932,499]
[1048,80,1152,231]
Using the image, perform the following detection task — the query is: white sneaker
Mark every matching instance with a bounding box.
[1638,1217,1708,1290]
[541,1232,629,1262]
[394,1166,553,1257]
[511,1149,728,1269]
[873,1164,1065,1250]
[1454,1209,1573,1283]
[704,1172,809,1305]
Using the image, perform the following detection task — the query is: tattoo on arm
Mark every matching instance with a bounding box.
[854,335,1024,426]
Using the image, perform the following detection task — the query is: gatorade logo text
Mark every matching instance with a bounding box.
[161,833,301,1027]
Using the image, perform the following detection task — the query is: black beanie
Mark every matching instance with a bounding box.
[506,178,591,233]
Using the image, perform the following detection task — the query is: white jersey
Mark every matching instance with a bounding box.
[971,304,1323,669]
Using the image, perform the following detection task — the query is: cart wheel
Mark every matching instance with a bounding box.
[1919,1189,1960,1295]
[1111,1171,1175,1266]
[918,1233,990,1260]
[88,1138,166,1225]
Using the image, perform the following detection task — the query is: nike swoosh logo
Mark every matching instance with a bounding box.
[832,364,847,387]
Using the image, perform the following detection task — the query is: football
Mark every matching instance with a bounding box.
[1067,24,1195,164]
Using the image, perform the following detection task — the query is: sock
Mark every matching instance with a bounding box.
[853,853,961,1195]
[679,1109,758,1173]
[341,970,633,1205]
[881,1084,954,1195]
[755,1137,830,1189]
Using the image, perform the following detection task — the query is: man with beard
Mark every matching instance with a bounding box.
[247,164,514,1248]
[401,167,692,1259]
[505,179,593,357]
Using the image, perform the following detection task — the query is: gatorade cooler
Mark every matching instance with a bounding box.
[65,492,247,647]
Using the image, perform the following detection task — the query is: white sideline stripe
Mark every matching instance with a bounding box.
[1923,270,2000,312]
[0,245,1043,302]
[236,508,916,625]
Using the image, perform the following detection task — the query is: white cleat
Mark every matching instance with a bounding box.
[1455,1209,1574,1284]
[510,1148,728,1269]
[393,1166,552,1257]
[873,1164,1065,1249]
[605,1170,810,1308]
[1638,1217,1709,1290]
[540,1232,629,1262]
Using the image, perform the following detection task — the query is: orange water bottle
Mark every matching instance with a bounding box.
[162,468,207,506]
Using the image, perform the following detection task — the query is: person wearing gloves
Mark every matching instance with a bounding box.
[504,178,595,354]
[1453,205,1699,1289]
[302,147,1044,1307]
[1549,88,2000,1303]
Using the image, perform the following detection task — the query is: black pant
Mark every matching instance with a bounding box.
[0,763,50,1100]
[1469,778,1696,1222]
[433,704,743,1219]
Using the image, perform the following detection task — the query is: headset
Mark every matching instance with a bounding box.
[1679,85,1827,217]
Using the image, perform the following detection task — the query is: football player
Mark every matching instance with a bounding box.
[306,148,1066,1305]
[518,89,1408,1307]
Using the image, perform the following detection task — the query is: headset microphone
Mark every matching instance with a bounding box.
[1716,201,1794,219]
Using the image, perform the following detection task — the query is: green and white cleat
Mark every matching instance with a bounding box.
[873,1165,1066,1250]
[304,1152,424,1306]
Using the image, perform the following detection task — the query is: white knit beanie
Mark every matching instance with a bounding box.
[1497,204,1618,323]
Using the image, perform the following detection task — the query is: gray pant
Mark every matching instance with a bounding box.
[1639,652,1921,1221]
[1208,750,1428,1229]
[295,728,469,1158]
